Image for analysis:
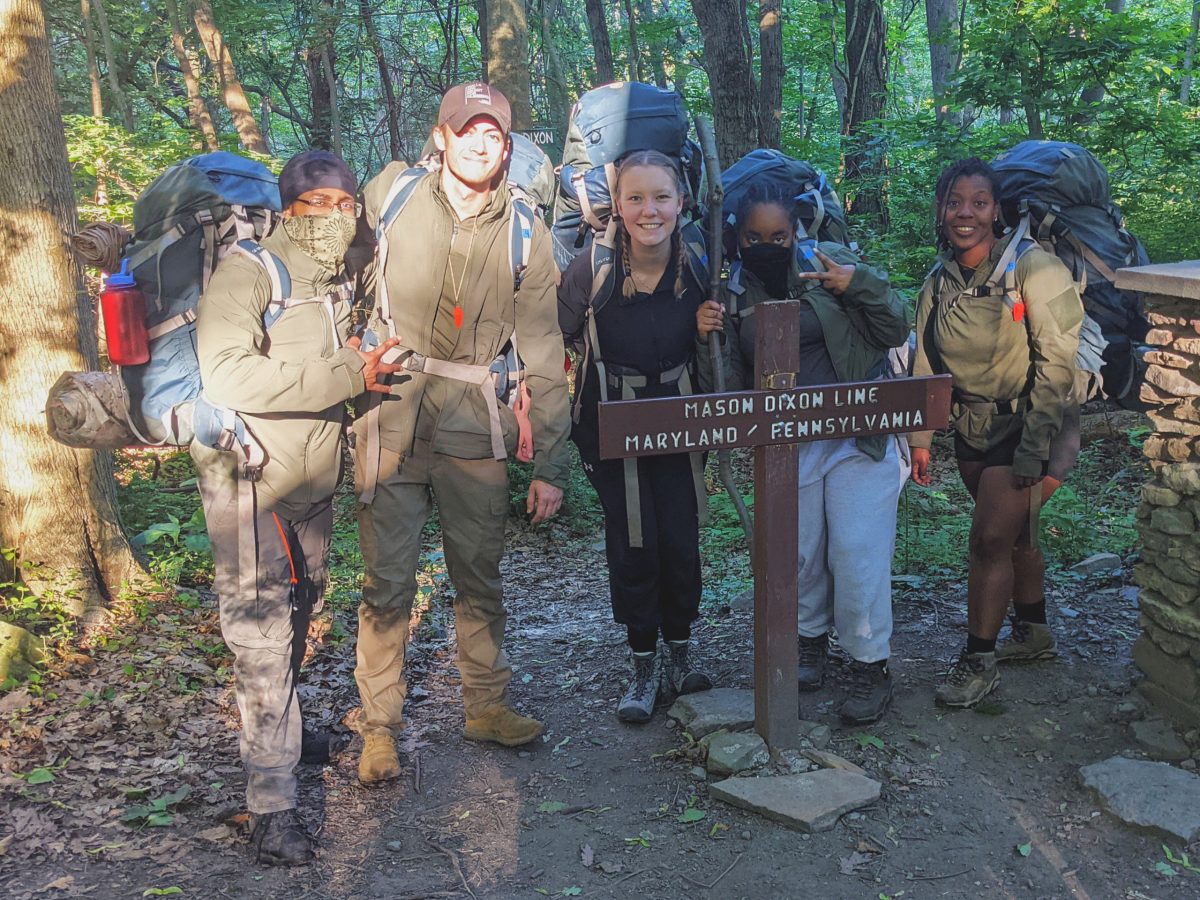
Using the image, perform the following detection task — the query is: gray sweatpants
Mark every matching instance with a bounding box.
[196,456,331,815]
[796,439,900,664]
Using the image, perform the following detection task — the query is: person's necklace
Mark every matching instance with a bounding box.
[448,218,479,329]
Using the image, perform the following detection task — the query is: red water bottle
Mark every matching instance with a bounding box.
[100,261,150,366]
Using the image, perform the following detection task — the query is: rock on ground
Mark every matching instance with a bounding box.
[706,731,769,777]
[0,620,45,683]
[710,770,882,833]
[1080,756,1200,842]
[668,688,755,738]
[1070,552,1123,575]
[1130,718,1191,761]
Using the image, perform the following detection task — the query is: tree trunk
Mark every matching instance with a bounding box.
[818,0,848,125]
[190,0,267,154]
[164,0,218,152]
[640,0,668,89]
[692,0,759,165]
[360,0,400,160]
[924,0,959,123]
[0,0,145,623]
[758,0,782,149]
[540,0,569,137]
[842,0,888,228]
[584,0,615,84]
[322,45,342,157]
[1072,0,1125,124]
[91,0,134,130]
[80,0,108,205]
[622,0,641,82]
[485,0,532,131]
[1181,0,1198,104]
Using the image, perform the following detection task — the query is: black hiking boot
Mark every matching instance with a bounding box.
[617,651,659,724]
[300,728,346,765]
[797,633,829,692]
[660,640,713,706]
[838,660,894,725]
[248,809,314,867]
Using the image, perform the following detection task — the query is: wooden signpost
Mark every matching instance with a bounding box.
[598,300,953,749]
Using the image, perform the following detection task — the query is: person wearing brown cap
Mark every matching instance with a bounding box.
[352,83,571,784]
[193,149,400,865]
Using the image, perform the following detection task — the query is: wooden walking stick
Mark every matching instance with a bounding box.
[694,116,753,543]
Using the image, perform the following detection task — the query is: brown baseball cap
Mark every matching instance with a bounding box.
[437,82,512,136]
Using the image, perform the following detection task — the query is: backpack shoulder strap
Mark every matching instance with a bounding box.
[680,221,709,291]
[233,239,290,320]
[509,197,536,293]
[375,165,434,325]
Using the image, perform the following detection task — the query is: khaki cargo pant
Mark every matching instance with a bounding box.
[195,449,331,815]
[355,438,512,736]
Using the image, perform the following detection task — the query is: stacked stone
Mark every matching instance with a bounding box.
[1124,262,1200,729]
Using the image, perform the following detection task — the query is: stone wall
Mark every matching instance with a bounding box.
[1116,263,1200,728]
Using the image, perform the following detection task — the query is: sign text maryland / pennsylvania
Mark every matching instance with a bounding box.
[597,375,953,460]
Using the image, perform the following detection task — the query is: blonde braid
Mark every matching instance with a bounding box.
[673,227,686,299]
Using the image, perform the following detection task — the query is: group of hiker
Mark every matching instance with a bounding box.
[57,77,1144,868]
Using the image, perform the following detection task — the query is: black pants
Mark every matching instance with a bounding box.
[579,446,702,639]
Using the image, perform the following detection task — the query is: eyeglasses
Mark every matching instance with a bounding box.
[298,195,362,217]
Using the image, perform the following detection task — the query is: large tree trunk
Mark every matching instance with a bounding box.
[692,0,759,165]
[485,0,531,131]
[842,0,888,229]
[361,0,400,160]
[164,0,218,152]
[758,0,782,149]
[817,0,848,125]
[90,0,133,130]
[584,0,615,84]
[190,0,267,154]
[0,0,145,624]
[1184,0,1200,104]
[924,0,959,123]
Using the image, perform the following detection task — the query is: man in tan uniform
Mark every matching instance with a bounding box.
[353,84,571,784]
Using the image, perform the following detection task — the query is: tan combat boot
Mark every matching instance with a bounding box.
[358,732,401,785]
[464,706,544,747]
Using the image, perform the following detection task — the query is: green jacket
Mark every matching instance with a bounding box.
[191,225,365,516]
[360,163,571,488]
[702,242,909,461]
[910,231,1083,479]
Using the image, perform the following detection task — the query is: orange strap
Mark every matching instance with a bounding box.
[271,512,299,585]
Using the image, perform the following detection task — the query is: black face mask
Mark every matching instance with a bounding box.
[740,243,792,299]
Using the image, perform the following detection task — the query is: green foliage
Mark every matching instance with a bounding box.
[121,785,191,828]
[116,452,211,587]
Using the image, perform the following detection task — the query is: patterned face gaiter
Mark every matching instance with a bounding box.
[282,213,357,272]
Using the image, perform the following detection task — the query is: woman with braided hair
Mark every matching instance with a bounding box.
[558,150,713,723]
[910,158,1083,709]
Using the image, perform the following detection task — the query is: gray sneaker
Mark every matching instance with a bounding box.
[935,650,1000,708]
[661,640,713,705]
[617,651,659,724]
[797,633,828,692]
[995,618,1057,663]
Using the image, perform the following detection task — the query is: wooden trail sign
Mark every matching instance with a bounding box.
[598,300,953,749]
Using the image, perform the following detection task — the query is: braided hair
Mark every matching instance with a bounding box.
[613,150,690,300]
[933,157,1004,250]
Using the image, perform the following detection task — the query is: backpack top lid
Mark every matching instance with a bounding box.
[506,133,556,212]
[567,81,689,167]
[719,149,850,250]
[133,151,280,239]
[992,140,1112,213]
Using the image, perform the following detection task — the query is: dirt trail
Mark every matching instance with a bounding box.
[2,425,1198,899]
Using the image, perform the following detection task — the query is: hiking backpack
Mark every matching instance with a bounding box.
[991,140,1151,402]
[719,149,851,258]
[46,152,352,469]
[550,81,702,271]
